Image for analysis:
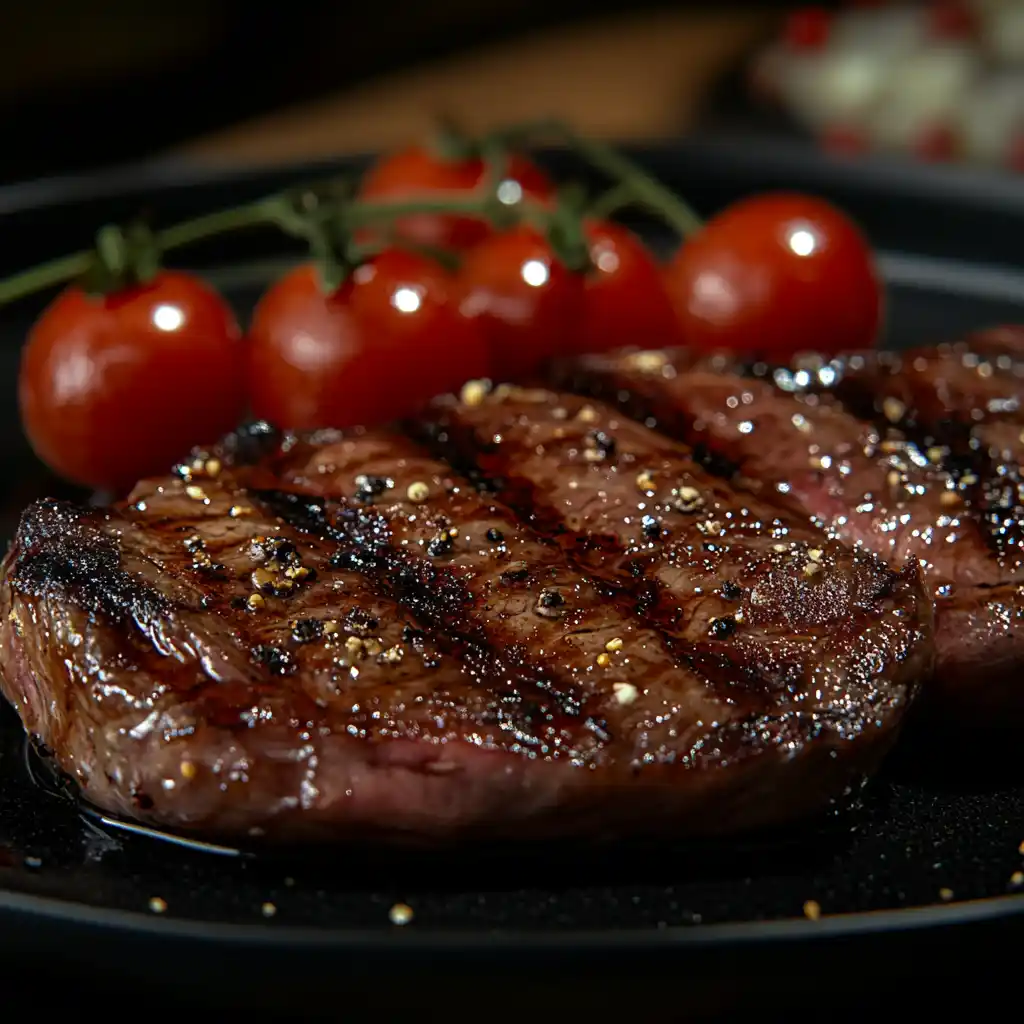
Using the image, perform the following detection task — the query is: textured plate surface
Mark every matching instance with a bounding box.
[2,145,1024,1005]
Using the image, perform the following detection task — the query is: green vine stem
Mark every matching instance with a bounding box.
[0,252,93,304]
[0,195,293,306]
[485,117,705,237]
[0,192,563,307]
[586,182,639,221]
[0,116,701,308]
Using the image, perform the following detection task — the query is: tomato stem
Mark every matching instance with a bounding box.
[0,196,303,307]
[0,252,93,306]
[158,198,293,249]
[485,118,705,237]
[587,182,637,220]
[428,114,480,163]
[560,127,704,237]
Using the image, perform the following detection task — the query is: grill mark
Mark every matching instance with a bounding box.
[247,486,585,726]
[9,499,169,623]
[416,389,929,718]
[556,351,1014,583]
[769,353,1024,564]
[123,469,567,745]
[247,430,770,747]
[554,364,741,481]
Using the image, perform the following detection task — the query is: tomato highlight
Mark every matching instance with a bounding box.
[248,250,488,431]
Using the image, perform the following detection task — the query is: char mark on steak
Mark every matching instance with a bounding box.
[0,417,934,844]
[763,333,1024,564]
[412,383,932,715]
[557,346,1024,721]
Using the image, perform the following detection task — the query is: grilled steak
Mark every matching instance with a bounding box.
[783,327,1024,463]
[416,384,929,705]
[0,417,933,843]
[561,346,1024,720]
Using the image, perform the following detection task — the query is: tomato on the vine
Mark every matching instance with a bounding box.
[18,271,244,493]
[456,224,584,381]
[576,220,680,356]
[663,193,882,358]
[248,248,488,431]
[358,144,554,251]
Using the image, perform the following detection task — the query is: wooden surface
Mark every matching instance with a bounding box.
[177,9,776,166]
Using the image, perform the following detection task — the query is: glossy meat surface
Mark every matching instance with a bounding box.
[417,384,930,714]
[562,346,1024,720]
[0,419,933,843]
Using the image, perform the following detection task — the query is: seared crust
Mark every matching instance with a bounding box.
[560,346,1024,721]
[0,415,933,843]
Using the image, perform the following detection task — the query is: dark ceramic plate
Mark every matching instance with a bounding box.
[2,142,1024,1014]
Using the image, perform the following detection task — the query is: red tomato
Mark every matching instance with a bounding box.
[576,220,680,356]
[248,249,488,431]
[929,0,976,40]
[18,271,244,492]
[456,224,584,381]
[664,193,882,359]
[357,144,554,250]
[784,7,832,50]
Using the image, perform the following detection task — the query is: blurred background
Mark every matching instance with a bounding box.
[3,0,1022,185]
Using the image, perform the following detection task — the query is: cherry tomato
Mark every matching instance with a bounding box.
[248,249,488,431]
[456,224,584,381]
[664,193,882,359]
[784,7,832,50]
[358,144,554,251]
[576,220,680,356]
[19,271,244,493]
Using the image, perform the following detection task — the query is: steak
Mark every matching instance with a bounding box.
[782,327,1024,464]
[0,416,933,844]
[560,344,1024,721]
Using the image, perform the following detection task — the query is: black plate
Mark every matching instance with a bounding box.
[3,142,1024,1013]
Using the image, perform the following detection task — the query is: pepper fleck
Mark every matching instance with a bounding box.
[586,430,617,459]
[292,619,324,643]
[709,616,737,638]
[427,532,454,557]
[354,474,393,500]
[252,645,294,675]
[486,527,504,543]
[641,514,662,539]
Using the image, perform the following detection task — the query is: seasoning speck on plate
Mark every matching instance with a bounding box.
[389,902,414,926]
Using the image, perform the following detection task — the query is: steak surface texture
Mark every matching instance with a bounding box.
[560,338,1024,721]
[0,414,932,844]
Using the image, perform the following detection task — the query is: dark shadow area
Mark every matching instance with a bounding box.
[1,0,827,184]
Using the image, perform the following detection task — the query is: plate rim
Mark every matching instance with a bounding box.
[3,882,1024,951]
